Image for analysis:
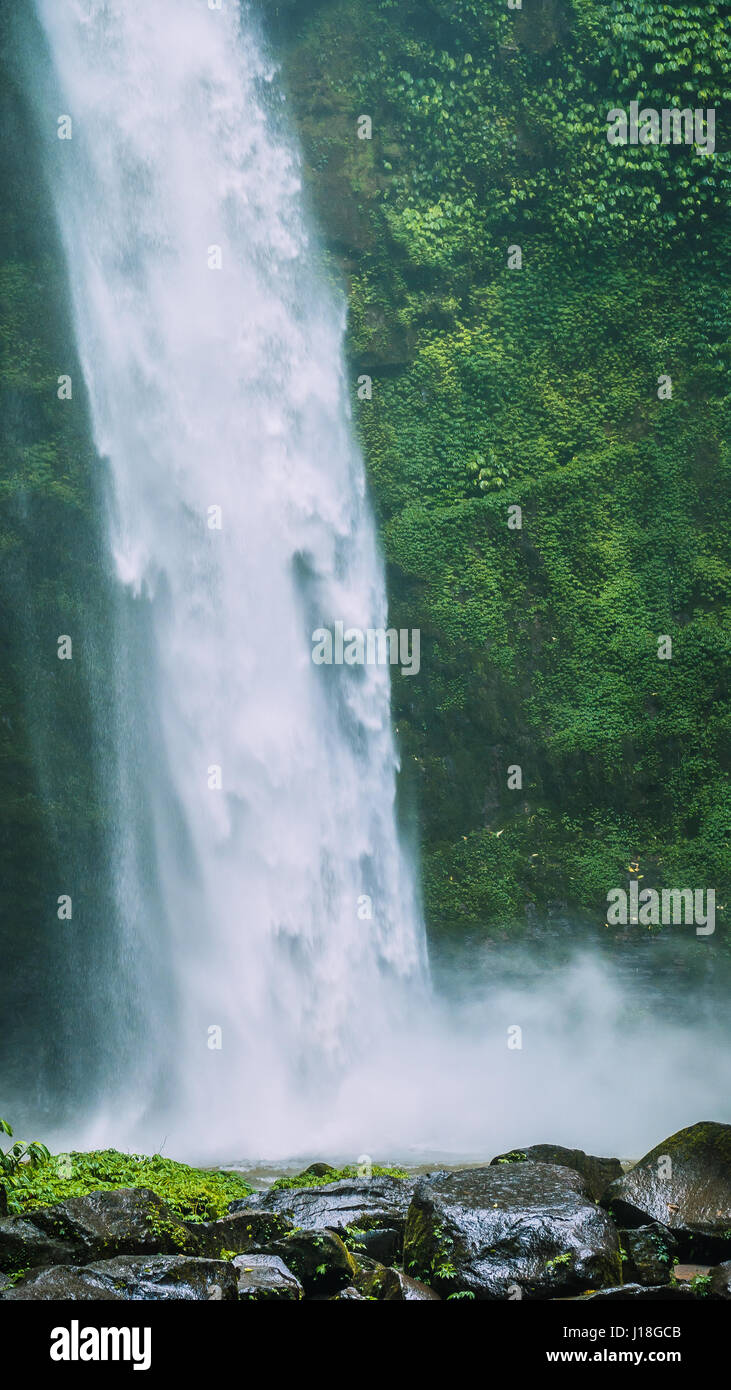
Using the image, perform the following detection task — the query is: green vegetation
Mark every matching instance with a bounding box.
[270,1163,408,1191]
[2,1146,253,1221]
[0,1117,50,1205]
[544,1250,574,1271]
[280,0,730,938]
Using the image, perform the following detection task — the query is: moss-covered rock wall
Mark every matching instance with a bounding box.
[276,0,730,938]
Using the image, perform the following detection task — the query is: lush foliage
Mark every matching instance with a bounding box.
[2,1144,253,1221]
[0,1118,51,1203]
[271,1163,409,1191]
[282,0,730,936]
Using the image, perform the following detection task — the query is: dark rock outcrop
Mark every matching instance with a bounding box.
[396,1270,441,1300]
[2,1255,238,1301]
[233,1253,304,1301]
[1,1266,127,1300]
[710,1261,731,1299]
[350,1226,401,1265]
[351,1255,403,1301]
[404,1163,621,1299]
[193,1210,291,1258]
[490,1145,622,1201]
[0,1188,196,1274]
[620,1223,679,1286]
[575,1283,698,1301]
[601,1122,731,1260]
[1,1126,725,1301]
[230,1177,415,1242]
[263,1229,359,1294]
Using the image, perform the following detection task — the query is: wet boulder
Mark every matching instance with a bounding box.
[601,1122,731,1260]
[230,1177,415,1243]
[396,1270,441,1300]
[620,1223,679,1286]
[348,1226,401,1265]
[404,1164,621,1300]
[491,1145,622,1202]
[710,1261,731,1299]
[0,1216,76,1274]
[3,1255,238,1301]
[233,1253,304,1301]
[263,1229,359,1294]
[193,1210,291,1258]
[351,1255,403,1300]
[575,1283,698,1301]
[0,1188,196,1274]
[1,1266,128,1300]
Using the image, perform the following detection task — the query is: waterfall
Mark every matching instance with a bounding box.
[32,0,427,1158]
[25,0,730,1167]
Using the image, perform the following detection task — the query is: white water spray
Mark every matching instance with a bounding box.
[33,0,426,1155]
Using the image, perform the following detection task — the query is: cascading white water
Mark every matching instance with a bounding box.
[29,0,731,1167]
[33,0,427,1156]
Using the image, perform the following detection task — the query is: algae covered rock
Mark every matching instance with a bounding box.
[351,1255,403,1301]
[263,1229,359,1294]
[601,1122,731,1259]
[0,1188,197,1274]
[193,1209,291,1258]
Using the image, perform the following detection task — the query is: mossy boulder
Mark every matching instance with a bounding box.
[0,1187,198,1274]
[601,1122,731,1261]
[193,1210,291,1258]
[298,1162,336,1179]
[263,1229,359,1295]
[351,1255,403,1301]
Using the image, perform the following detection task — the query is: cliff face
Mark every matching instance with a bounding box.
[277,0,730,939]
[0,1,728,957]
[0,10,118,1106]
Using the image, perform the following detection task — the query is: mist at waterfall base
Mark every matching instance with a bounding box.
[18,1,728,1168]
[47,938,731,1168]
